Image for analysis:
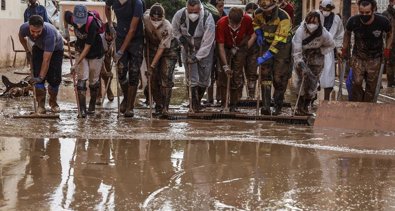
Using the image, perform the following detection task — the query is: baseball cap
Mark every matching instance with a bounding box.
[73,4,88,25]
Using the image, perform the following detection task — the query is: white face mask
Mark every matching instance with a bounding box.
[247,13,253,18]
[150,20,163,29]
[188,13,199,22]
[306,23,319,32]
[393,5,395,9]
[118,0,127,5]
[322,11,331,17]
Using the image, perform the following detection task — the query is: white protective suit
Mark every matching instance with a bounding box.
[172,6,216,87]
[319,13,344,88]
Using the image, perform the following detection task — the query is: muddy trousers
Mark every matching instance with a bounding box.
[350,57,381,102]
[245,44,259,99]
[386,58,395,87]
[98,51,114,103]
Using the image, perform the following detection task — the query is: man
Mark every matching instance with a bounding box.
[342,0,392,102]
[216,7,254,111]
[382,0,395,88]
[244,2,259,99]
[105,0,144,118]
[64,5,105,118]
[319,0,344,100]
[19,15,64,114]
[172,0,216,112]
[24,0,50,23]
[143,3,178,116]
[253,0,292,115]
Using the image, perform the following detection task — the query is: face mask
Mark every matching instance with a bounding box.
[188,13,199,22]
[306,23,319,32]
[150,20,163,29]
[118,0,127,5]
[360,14,371,23]
[322,11,331,17]
[393,5,395,9]
[247,13,253,18]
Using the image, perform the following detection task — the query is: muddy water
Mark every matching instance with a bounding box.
[1,137,395,210]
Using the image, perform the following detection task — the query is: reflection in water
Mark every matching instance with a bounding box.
[0,138,395,210]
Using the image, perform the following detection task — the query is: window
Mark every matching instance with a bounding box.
[1,0,6,10]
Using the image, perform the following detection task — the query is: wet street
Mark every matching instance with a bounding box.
[1,64,395,210]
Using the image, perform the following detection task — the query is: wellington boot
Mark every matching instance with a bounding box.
[48,86,60,113]
[35,87,46,114]
[77,90,87,118]
[162,87,172,115]
[87,82,99,115]
[260,84,271,115]
[247,80,256,99]
[191,87,201,112]
[124,86,137,118]
[120,83,129,113]
[103,76,114,101]
[324,88,333,101]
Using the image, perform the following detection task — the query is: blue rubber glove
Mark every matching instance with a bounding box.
[255,29,264,46]
[257,51,273,65]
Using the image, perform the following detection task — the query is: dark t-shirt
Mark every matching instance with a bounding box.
[24,5,50,23]
[19,22,63,52]
[105,0,144,40]
[65,11,104,59]
[346,14,391,58]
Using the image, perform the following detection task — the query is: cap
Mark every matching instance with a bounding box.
[73,4,88,25]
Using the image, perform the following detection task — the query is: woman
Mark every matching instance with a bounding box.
[292,11,335,115]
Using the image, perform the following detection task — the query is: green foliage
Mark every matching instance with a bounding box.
[144,0,187,21]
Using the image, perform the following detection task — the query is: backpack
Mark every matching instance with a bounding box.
[85,11,105,34]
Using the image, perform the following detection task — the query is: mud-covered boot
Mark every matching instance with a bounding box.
[96,81,102,106]
[229,89,240,112]
[260,84,271,115]
[87,82,99,115]
[48,85,60,113]
[304,98,314,116]
[272,103,282,116]
[191,87,201,112]
[77,89,87,118]
[295,96,306,116]
[207,85,214,105]
[324,87,333,101]
[120,83,129,113]
[247,80,256,99]
[198,86,206,109]
[162,87,172,116]
[124,86,138,118]
[35,86,46,114]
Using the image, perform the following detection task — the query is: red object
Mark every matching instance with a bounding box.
[384,48,390,59]
[341,48,348,58]
[216,14,254,48]
[281,3,294,25]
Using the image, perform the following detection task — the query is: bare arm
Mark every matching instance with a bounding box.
[385,30,393,50]
[248,33,257,49]
[119,17,140,53]
[218,43,227,66]
[19,34,29,52]
[75,44,92,66]
[150,48,165,68]
[105,5,113,27]
[39,52,53,79]
[342,30,352,51]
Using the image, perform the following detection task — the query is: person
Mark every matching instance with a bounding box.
[210,0,227,19]
[172,0,216,112]
[244,2,259,99]
[277,0,294,25]
[105,0,145,118]
[382,0,395,88]
[24,0,51,23]
[64,5,105,118]
[216,7,254,111]
[319,0,344,100]
[19,15,64,114]
[292,11,335,115]
[143,4,178,116]
[253,0,292,115]
[342,0,392,102]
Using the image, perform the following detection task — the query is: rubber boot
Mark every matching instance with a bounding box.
[304,98,313,116]
[87,82,99,115]
[96,81,102,106]
[260,84,271,115]
[124,85,137,118]
[162,87,172,115]
[48,86,60,113]
[191,87,200,112]
[216,85,222,105]
[295,96,306,116]
[247,80,256,100]
[198,86,206,108]
[229,89,239,112]
[207,85,214,105]
[324,87,333,101]
[35,87,46,114]
[120,83,129,113]
[103,76,114,101]
[77,89,87,118]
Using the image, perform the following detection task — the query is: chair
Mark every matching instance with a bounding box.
[10,36,27,68]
